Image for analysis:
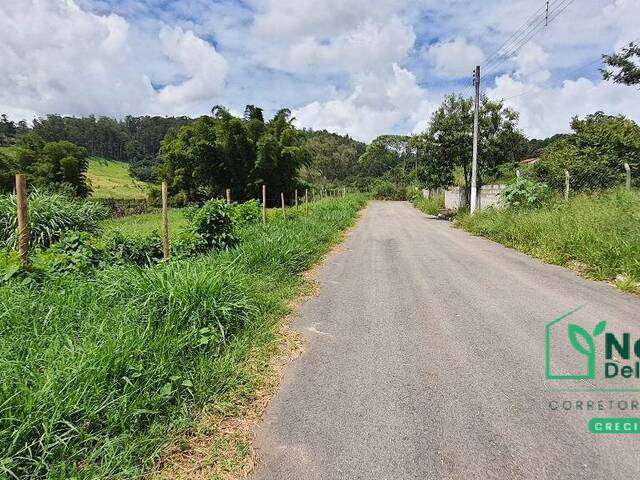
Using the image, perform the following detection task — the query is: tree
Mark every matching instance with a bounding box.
[0,151,18,191]
[602,42,640,87]
[535,112,640,190]
[0,114,16,145]
[416,94,526,193]
[159,106,310,204]
[299,130,365,185]
[358,135,410,178]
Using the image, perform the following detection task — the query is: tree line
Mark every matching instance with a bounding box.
[0,114,191,182]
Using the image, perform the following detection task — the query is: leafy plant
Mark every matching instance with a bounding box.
[0,190,109,249]
[500,177,550,209]
[188,199,237,250]
[107,231,164,266]
[230,199,261,228]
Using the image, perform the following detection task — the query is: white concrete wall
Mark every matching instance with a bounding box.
[443,184,505,211]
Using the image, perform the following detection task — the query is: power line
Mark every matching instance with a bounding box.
[454,0,575,100]
[482,0,576,80]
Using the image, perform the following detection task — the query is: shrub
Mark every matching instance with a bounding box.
[231,199,261,228]
[107,231,165,266]
[188,199,237,250]
[0,190,109,249]
[33,232,108,275]
[534,112,640,191]
[370,179,407,200]
[500,177,551,209]
[412,194,445,215]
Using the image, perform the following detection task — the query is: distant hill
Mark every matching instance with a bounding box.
[87,158,150,200]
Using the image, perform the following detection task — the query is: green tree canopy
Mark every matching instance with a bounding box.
[416,94,526,191]
[602,42,640,87]
[158,106,310,204]
[535,112,640,190]
[299,130,365,185]
[0,134,91,197]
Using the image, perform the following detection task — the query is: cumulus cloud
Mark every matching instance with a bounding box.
[2,0,640,142]
[488,74,640,138]
[156,26,228,109]
[293,64,434,141]
[0,0,227,119]
[282,17,415,75]
[425,37,485,79]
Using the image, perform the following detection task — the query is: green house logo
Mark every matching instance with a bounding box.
[545,306,607,380]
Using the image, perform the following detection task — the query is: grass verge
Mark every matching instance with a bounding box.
[411,194,444,215]
[0,194,366,479]
[457,189,640,293]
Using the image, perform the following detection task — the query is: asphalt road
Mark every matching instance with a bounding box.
[253,201,640,480]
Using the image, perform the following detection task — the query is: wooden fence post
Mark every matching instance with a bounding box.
[625,163,631,191]
[15,174,29,267]
[295,189,298,209]
[262,185,266,224]
[281,192,287,220]
[305,189,309,215]
[226,188,231,205]
[161,181,170,259]
[564,170,570,201]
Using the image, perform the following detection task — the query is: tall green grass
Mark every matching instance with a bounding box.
[0,191,109,249]
[412,194,444,215]
[0,195,366,479]
[457,189,640,287]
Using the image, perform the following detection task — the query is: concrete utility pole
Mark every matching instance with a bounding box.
[470,65,480,213]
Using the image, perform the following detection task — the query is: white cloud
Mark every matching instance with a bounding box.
[512,43,550,84]
[488,74,640,138]
[2,0,640,142]
[283,17,415,75]
[425,37,485,79]
[293,64,434,141]
[156,26,228,109]
[0,0,227,119]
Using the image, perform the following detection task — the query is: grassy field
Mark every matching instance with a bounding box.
[457,189,640,293]
[102,209,188,238]
[0,195,366,479]
[87,158,149,200]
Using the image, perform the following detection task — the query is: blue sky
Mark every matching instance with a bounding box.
[0,0,638,141]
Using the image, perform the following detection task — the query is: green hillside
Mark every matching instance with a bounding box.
[2,148,149,200]
[87,158,150,200]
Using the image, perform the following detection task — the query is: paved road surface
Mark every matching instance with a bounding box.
[253,201,640,480]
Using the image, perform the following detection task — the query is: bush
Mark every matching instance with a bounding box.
[0,190,109,249]
[500,177,551,209]
[370,179,407,200]
[107,231,165,266]
[33,232,108,275]
[534,112,640,191]
[188,199,237,250]
[231,199,261,228]
[412,193,445,215]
